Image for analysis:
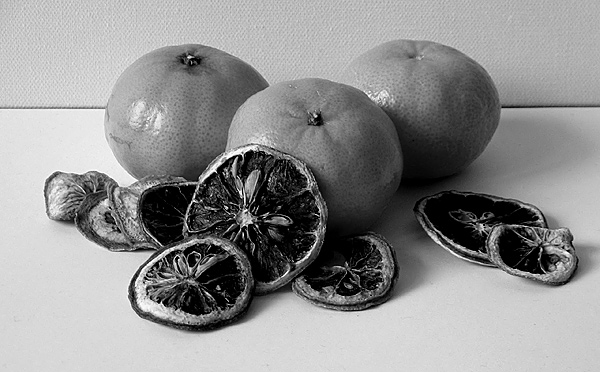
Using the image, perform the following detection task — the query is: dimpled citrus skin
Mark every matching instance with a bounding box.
[226,78,403,237]
[105,44,269,181]
[341,39,500,180]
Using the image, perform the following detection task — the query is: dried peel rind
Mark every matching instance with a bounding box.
[414,190,548,266]
[44,170,117,221]
[487,225,578,285]
[292,232,399,311]
[109,175,186,244]
[128,235,254,331]
[139,180,198,246]
[75,191,139,251]
[184,144,328,295]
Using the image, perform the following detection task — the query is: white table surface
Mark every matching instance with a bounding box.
[1,108,599,372]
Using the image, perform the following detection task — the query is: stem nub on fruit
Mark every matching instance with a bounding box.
[180,53,201,67]
[307,110,324,126]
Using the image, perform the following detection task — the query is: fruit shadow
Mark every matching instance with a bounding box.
[376,190,438,297]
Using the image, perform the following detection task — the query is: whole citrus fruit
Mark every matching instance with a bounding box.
[341,39,500,180]
[104,44,269,181]
[226,78,403,237]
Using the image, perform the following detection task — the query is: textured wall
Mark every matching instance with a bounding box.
[2,0,599,107]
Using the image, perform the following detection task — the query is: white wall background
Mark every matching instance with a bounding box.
[1,0,599,108]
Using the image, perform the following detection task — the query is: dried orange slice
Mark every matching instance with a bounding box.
[414,190,547,266]
[184,144,328,295]
[109,175,185,244]
[44,170,117,221]
[139,180,198,246]
[75,191,151,251]
[292,232,398,311]
[129,235,254,330]
[487,225,578,285]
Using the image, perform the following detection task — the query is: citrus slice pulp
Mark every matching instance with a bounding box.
[128,235,254,330]
[414,190,547,266]
[292,232,399,311]
[184,144,328,295]
[139,180,198,246]
[487,225,578,285]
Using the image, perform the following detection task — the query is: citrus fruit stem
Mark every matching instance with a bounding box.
[180,53,200,66]
[307,110,324,126]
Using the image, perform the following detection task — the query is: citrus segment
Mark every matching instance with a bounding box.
[129,235,254,330]
[414,190,547,266]
[292,232,398,311]
[487,225,578,285]
[184,144,327,295]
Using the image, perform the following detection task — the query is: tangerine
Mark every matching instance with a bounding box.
[105,44,269,181]
[341,39,500,179]
[226,78,403,237]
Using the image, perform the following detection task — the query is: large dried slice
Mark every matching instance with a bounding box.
[292,232,398,311]
[44,170,117,221]
[184,144,328,295]
[109,175,185,244]
[414,190,548,266]
[75,191,153,251]
[139,180,198,246]
[128,235,254,331]
[487,225,578,285]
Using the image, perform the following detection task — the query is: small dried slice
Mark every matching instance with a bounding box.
[414,190,548,266]
[487,225,578,285]
[44,170,117,221]
[128,235,254,331]
[292,232,398,311]
[109,175,186,244]
[139,180,198,246]
[184,144,328,295]
[74,191,145,251]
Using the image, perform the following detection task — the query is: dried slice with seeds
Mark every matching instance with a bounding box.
[184,144,328,295]
[292,232,398,311]
[414,190,547,266]
[487,225,578,285]
[75,192,154,251]
[44,170,117,221]
[139,180,198,246]
[128,235,254,331]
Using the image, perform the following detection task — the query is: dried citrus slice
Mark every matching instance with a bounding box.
[44,170,117,221]
[292,232,398,311]
[414,190,547,266]
[139,180,198,246]
[487,225,578,285]
[109,175,186,244]
[75,191,154,251]
[128,235,254,331]
[184,144,328,295]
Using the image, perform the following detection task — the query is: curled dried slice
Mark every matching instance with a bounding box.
[487,225,578,285]
[184,144,328,295]
[75,191,154,251]
[44,170,117,221]
[292,232,398,311]
[128,235,254,331]
[139,180,198,246]
[414,190,547,266]
[109,175,186,244]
